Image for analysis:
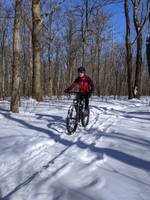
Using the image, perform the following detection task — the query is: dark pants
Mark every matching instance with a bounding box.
[76,93,90,110]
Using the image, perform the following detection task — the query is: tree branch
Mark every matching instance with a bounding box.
[41,0,65,18]
[131,12,149,45]
[130,0,134,6]
[0,16,15,19]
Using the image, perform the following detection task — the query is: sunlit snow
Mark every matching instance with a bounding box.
[0,96,150,200]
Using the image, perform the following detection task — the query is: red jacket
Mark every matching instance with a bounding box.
[67,74,94,93]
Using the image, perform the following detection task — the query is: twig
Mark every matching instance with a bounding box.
[0,16,15,19]
[41,0,65,18]
[131,10,150,46]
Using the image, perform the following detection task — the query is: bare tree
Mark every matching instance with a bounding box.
[146,10,150,77]
[0,0,149,100]
[0,3,13,99]
[11,0,22,113]
[132,0,150,98]
[124,0,134,99]
[65,10,78,84]
[0,19,7,99]
[32,0,42,101]
[92,9,110,96]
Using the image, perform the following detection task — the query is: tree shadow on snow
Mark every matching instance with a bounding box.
[92,130,150,147]
[1,112,150,199]
[0,107,9,112]
[1,112,150,170]
[0,146,70,200]
[91,105,150,121]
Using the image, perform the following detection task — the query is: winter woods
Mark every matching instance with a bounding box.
[0,0,149,112]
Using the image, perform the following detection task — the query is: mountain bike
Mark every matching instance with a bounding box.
[66,91,90,135]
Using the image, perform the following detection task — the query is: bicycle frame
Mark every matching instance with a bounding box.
[66,91,89,134]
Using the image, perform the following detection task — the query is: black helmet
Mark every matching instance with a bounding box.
[78,66,86,73]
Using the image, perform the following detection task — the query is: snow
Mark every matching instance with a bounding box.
[0,97,150,200]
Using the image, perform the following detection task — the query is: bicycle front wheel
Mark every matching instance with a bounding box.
[66,105,78,134]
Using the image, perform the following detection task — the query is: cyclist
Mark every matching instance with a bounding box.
[64,67,94,113]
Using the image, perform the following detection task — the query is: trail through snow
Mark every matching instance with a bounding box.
[0,97,150,200]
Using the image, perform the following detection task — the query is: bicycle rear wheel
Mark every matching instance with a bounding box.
[66,105,78,134]
[81,108,90,127]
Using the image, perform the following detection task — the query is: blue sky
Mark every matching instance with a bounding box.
[3,0,126,43]
[104,2,126,43]
[2,0,13,6]
[64,0,126,43]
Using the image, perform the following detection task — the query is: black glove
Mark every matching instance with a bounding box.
[64,89,69,93]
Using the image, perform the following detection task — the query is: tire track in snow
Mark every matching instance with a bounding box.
[86,106,119,135]
[1,102,119,198]
[1,100,121,199]
[1,144,73,199]
[0,140,55,182]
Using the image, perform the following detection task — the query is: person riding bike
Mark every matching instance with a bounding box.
[64,67,94,113]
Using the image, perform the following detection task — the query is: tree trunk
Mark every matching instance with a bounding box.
[48,15,53,97]
[11,0,22,113]
[81,0,89,67]
[133,0,142,98]
[147,36,150,77]
[32,0,42,101]
[81,12,85,67]
[0,33,5,98]
[96,35,101,96]
[147,11,150,77]
[48,42,53,97]
[124,0,133,99]
[133,33,142,98]
[66,16,74,84]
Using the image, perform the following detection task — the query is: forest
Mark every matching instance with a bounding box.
[0,0,150,112]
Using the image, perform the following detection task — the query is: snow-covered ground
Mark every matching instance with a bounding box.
[0,96,150,200]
